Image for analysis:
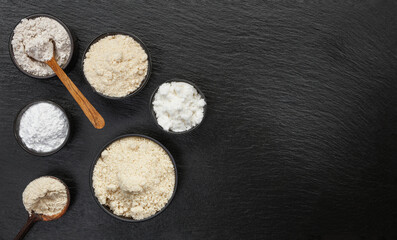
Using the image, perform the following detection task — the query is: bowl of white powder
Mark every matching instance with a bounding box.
[14,100,70,156]
[90,134,177,222]
[150,79,207,134]
[82,32,152,99]
[9,14,74,79]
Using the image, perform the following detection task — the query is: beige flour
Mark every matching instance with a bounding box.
[92,136,175,220]
[83,34,148,97]
[22,176,68,216]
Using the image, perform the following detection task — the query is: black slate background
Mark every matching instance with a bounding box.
[1,0,397,239]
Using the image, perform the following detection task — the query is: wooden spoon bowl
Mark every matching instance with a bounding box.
[14,176,70,240]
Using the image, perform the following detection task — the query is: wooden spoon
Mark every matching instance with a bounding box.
[26,40,105,129]
[14,177,70,240]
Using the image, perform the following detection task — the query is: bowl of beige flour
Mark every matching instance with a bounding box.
[9,13,74,79]
[82,32,152,99]
[90,134,177,222]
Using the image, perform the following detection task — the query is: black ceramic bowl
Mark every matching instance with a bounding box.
[89,134,178,222]
[9,13,75,79]
[14,100,71,156]
[82,32,152,100]
[150,79,207,134]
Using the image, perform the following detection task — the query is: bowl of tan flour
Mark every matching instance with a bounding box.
[82,32,152,99]
[90,134,177,222]
[9,13,74,79]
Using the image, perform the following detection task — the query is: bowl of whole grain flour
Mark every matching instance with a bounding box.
[90,134,177,222]
[9,14,74,79]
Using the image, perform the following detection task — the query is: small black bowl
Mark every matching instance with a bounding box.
[82,32,152,100]
[89,134,178,222]
[150,79,207,134]
[14,100,71,156]
[9,13,75,79]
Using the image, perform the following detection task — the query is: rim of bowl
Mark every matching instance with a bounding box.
[81,31,152,100]
[89,134,178,222]
[13,100,71,157]
[8,13,75,79]
[149,79,207,134]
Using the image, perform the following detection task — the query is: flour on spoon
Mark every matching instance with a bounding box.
[25,38,54,62]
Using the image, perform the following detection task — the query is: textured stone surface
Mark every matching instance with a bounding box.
[0,0,396,239]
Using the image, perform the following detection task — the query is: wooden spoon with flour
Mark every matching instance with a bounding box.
[25,39,105,129]
[14,176,70,240]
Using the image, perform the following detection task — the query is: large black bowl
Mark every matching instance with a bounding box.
[89,134,178,222]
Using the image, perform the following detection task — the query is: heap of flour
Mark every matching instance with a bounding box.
[22,176,68,216]
[25,37,54,62]
[152,81,206,132]
[18,102,69,153]
[83,34,148,97]
[93,136,175,220]
[11,17,71,76]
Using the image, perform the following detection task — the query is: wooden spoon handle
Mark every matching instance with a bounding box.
[46,58,105,129]
[14,214,40,240]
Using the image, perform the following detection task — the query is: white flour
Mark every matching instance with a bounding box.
[11,17,71,76]
[18,102,69,153]
[152,82,206,132]
[25,38,54,62]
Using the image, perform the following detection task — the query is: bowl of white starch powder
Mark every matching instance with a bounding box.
[150,79,207,134]
[90,134,177,222]
[9,14,74,79]
[82,32,152,99]
[14,100,70,156]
